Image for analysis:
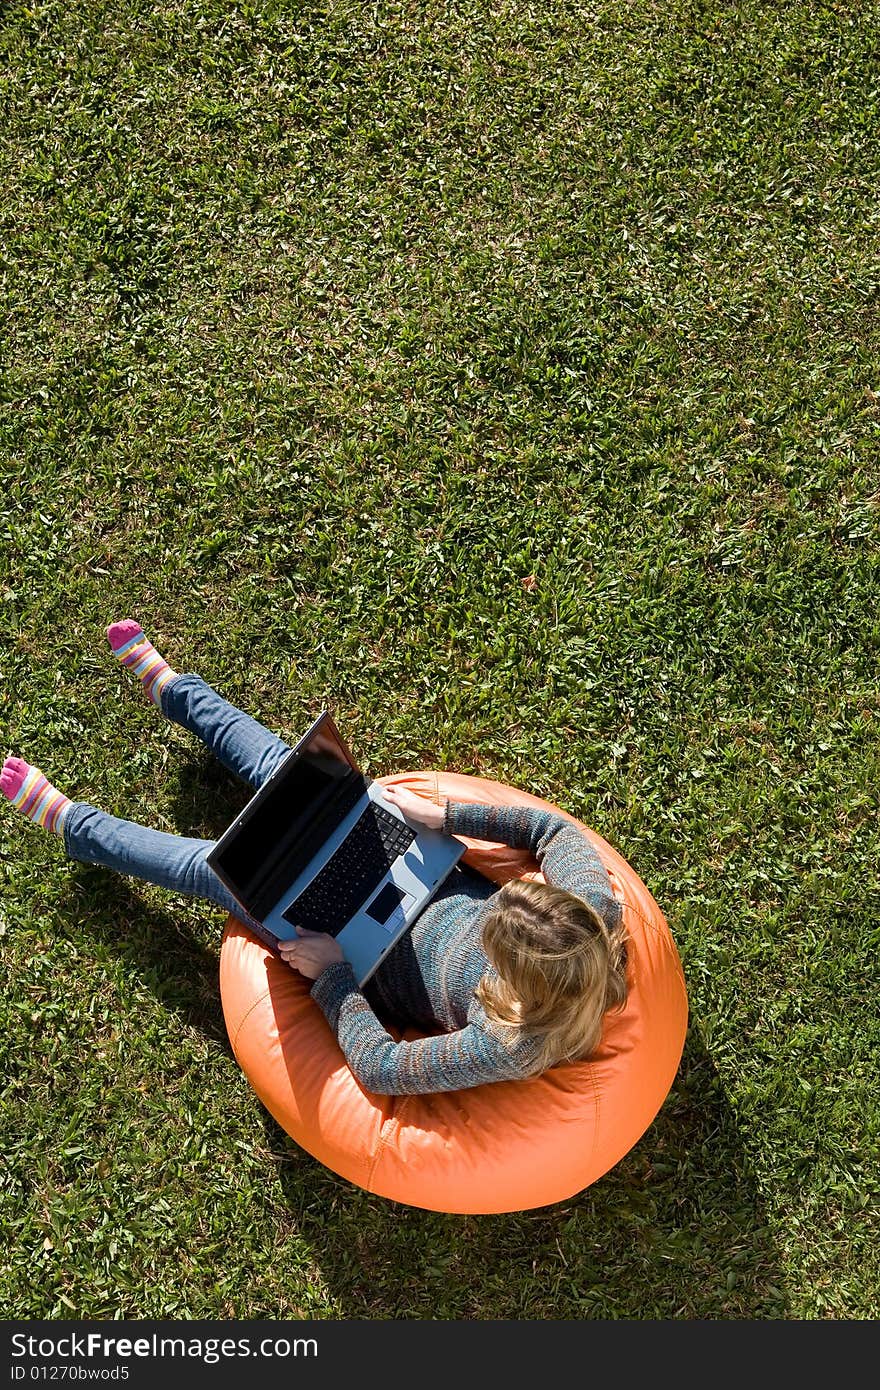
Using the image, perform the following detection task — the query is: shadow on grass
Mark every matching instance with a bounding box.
[64,751,791,1318]
[258,1026,791,1320]
[65,865,231,1049]
[166,746,256,843]
[61,749,253,1048]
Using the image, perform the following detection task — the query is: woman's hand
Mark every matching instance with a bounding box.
[380,784,446,831]
[278,925,345,980]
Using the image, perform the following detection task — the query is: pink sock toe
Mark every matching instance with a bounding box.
[1,756,31,800]
[106,619,143,651]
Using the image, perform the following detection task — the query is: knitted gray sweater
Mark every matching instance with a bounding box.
[310,800,621,1095]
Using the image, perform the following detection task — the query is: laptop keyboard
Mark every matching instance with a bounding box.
[281,803,417,936]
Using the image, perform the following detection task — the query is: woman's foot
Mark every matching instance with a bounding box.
[106,619,178,706]
[1,757,71,834]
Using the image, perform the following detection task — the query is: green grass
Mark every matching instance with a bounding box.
[1,0,879,1320]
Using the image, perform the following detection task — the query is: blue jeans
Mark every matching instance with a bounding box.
[63,674,292,938]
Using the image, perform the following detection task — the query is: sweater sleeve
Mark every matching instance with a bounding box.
[310,961,531,1096]
[443,800,621,930]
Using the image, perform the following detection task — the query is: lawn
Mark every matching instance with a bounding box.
[1,0,878,1320]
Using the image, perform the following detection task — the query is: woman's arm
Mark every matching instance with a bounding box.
[281,924,528,1095]
[310,960,532,1095]
[379,786,619,928]
[443,800,621,930]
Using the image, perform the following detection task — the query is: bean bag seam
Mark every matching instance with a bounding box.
[582,1060,601,1174]
[366,1109,404,1191]
[619,899,664,935]
[228,988,272,1051]
[618,899,687,984]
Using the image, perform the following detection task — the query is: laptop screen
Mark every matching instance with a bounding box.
[209,713,369,920]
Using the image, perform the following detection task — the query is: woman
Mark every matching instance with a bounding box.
[2,620,628,1095]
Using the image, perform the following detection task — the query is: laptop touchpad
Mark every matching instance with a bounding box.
[366,882,413,931]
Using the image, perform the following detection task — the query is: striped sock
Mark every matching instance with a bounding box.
[107,619,178,706]
[1,757,71,834]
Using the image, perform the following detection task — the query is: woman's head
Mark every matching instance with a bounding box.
[477,878,628,1068]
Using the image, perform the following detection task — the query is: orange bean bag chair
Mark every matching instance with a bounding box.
[219,772,688,1214]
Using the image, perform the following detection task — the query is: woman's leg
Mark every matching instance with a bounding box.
[3,757,277,948]
[63,800,267,935]
[106,618,292,789]
[160,674,292,790]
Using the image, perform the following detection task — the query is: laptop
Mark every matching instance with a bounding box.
[206,710,465,985]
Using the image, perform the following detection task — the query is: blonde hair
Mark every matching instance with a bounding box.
[477,878,628,1071]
